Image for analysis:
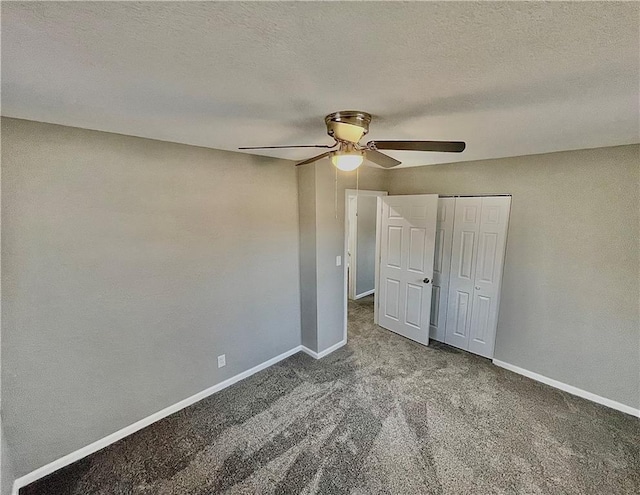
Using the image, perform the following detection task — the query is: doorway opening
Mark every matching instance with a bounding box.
[344,189,387,342]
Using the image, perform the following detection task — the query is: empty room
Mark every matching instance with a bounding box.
[1,2,639,494]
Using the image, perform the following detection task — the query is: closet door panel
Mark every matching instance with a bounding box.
[430,198,455,342]
[468,197,511,357]
[444,197,482,350]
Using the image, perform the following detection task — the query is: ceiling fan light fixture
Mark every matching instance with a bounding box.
[241,110,465,169]
[331,150,364,171]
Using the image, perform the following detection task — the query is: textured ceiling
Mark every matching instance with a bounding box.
[2,1,639,167]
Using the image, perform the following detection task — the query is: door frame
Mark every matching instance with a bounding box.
[374,196,382,325]
[347,195,358,299]
[343,189,387,341]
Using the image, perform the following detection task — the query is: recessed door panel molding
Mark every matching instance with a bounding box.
[410,205,428,219]
[477,232,499,283]
[389,205,404,218]
[387,226,403,268]
[453,291,470,337]
[463,205,479,223]
[408,228,427,273]
[385,279,400,320]
[470,294,492,344]
[434,229,445,273]
[458,231,476,279]
[377,195,438,346]
[405,283,423,328]
[485,206,501,224]
[443,196,511,358]
[430,197,455,342]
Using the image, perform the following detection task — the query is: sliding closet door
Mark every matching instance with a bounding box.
[445,197,482,350]
[468,197,511,358]
[429,197,455,342]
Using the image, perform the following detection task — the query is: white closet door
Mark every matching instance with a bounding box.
[445,196,510,357]
[429,198,455,342]
[445,197,482,350]
[468,197,511,358]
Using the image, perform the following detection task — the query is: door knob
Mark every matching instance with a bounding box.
[475,286,481,290]
[423,278,431,284]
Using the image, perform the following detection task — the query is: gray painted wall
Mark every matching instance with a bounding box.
[297,165,318,351]
[298,161,387,352]
[2,116,637,487]
[315,163,387,351]
[355,195,378,296]
[1,423,14,495]
[1,118,302,476]
[387,145,640,409]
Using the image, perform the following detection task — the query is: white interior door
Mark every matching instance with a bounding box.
[445,196,510,358]
[378,195,438,345]
[430,197,455,342]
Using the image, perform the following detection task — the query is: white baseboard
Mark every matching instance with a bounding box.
[354,289,375,300]
[301,339,346,360]
[12,345,304,495]
[492,359,640,418]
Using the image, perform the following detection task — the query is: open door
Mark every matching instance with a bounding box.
[377,195,438,345]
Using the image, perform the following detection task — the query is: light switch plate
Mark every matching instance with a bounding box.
[336,255,342,266]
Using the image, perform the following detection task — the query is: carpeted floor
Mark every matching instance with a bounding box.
[23,296,640,494]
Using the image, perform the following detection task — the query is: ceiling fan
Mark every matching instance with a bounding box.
[239,111,465,171]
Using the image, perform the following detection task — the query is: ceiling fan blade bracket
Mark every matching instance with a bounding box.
[366,141,379,151]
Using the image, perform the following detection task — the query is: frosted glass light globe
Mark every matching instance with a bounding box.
[331,151,363,171]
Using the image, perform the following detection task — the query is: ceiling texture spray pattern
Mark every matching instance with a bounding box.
[2,1,639,167]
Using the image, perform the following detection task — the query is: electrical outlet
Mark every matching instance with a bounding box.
[217,354,226,368]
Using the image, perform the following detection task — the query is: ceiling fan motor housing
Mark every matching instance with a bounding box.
[325,111,372,144]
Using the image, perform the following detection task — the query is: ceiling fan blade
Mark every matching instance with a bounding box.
[239,144,335,150]
[295,152,331,167]
[365,149,402,169]
[368,140,466,153]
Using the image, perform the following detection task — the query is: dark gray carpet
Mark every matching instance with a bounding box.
[23,296,640,494]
